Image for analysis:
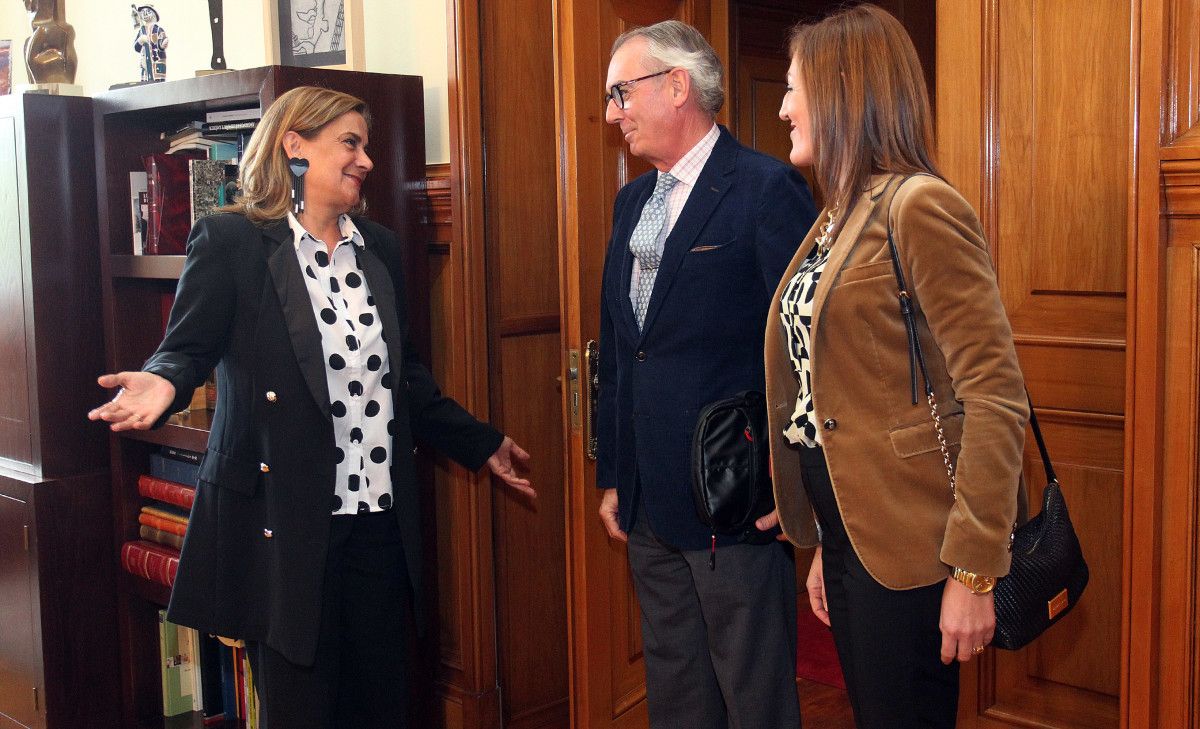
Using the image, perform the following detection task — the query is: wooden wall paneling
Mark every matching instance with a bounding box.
[479,0,570,725]
[939,1,1127,726]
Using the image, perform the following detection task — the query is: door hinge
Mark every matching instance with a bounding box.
[32,686,38,712]
[23,524,29,551]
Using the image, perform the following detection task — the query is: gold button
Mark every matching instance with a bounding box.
[260,463,270,473]
[266,391,278,403]
[263,528,273,538]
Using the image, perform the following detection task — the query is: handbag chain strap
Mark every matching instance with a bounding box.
[882,175,1057,504]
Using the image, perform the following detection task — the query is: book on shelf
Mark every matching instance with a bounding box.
[139,524,185,550]
[189,159,238,226]
[162,445,204,465]
[144,151,207,255]
[138,473,197,510]
[122,540,181,587]
[138,512,188,537]
[143,502,190,524]
[150,452,201,488]
[158,610,195,717]
[205,106,262,124]
[130,171,149,254]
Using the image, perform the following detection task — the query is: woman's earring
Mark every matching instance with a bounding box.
[288,157,309,214]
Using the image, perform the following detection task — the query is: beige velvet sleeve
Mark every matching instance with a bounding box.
[893,177,1029,577]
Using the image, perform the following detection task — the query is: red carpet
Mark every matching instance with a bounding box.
[796,605,846,689]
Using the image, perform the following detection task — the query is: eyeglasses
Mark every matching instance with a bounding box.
[604,70,670,110]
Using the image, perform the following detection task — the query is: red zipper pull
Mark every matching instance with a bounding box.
[744,426,753,442]
[709,534,717,570]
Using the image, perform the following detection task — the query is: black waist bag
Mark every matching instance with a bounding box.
[691,390,776,567]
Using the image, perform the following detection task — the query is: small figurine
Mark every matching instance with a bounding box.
[132,4,167,83]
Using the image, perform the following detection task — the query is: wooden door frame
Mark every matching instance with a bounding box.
[1127,0,1200,727]
[438,0,502,724]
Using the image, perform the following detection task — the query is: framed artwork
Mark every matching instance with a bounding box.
[264,0,364,70]
[0,40,10,95]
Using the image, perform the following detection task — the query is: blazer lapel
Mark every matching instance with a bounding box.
[264,220,332,418]
[355,237,406,383]
[637,128,736,340]
[808,183,887,338]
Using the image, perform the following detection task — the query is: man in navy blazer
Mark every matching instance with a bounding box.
[595,20,817,729]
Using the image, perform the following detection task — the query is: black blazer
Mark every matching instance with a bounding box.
[595,127,817,550]
[146,213,502,666]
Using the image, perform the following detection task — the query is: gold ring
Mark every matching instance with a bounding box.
[972,645,985,654]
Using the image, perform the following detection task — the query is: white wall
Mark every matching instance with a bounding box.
[0,0,450,163]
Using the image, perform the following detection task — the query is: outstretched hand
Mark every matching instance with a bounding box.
[87,371,175,431]
[487,436,535,499]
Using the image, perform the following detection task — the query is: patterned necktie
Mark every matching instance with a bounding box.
[628,172,679,330]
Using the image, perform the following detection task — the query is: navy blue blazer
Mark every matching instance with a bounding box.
[595,127,818,550]
[145,214,503,666]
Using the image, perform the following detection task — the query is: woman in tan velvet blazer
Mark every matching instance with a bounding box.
[755,5,1029,727]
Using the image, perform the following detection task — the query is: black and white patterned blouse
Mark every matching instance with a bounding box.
[779,246,831,448]
[288,213,396,515]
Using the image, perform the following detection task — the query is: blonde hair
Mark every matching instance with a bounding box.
[226,86,372,223]
[788,4,939,210]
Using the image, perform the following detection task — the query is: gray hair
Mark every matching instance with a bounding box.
[612,20,725,117]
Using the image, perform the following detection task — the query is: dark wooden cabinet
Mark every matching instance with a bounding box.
[92,66,427,729]
[0,94,120,729]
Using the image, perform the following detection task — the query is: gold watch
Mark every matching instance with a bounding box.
[952,567,996,595]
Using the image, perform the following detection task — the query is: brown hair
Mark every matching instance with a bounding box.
[225,86,372,223]
[788,3,939,211]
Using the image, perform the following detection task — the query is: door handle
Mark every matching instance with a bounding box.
[585,340,599,461]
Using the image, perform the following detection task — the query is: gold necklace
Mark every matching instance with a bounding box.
[814,206,839,256]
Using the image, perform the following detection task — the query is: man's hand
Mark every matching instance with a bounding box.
[88,371,175,431]
[754,508,789,541]
[598,488,627,542]
[487,437,535,499]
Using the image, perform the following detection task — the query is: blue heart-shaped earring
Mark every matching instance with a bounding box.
[288,157,309,214]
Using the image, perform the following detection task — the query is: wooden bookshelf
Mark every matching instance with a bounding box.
[0,93,121,729]
[94,66,428,729]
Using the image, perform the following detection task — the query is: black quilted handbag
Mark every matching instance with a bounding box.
[691,390,776,567]
[882,175,1089,651]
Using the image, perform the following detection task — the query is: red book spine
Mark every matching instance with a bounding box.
[121,540,180,587]
[138,512,188,536]
[138,474,196,510]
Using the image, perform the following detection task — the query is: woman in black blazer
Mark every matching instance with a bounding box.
[89,86,533,729]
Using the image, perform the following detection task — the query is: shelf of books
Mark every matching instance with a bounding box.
[94,66,428,729]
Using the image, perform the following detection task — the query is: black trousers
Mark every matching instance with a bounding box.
[247,508,413,729]
[798,445,959,729]
[626,497,802,729]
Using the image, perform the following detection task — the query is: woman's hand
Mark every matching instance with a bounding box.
[939,578,995,664]
[87,372,175,431]
[807,546,830,626]
[487,436,535,499]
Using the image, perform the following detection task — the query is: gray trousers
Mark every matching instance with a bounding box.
[627,509,802,729]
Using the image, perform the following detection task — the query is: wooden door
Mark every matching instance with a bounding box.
[553,2,727,727]
[937,2,1126,726]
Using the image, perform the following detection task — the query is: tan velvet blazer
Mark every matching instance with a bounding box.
[765,173,1029,589]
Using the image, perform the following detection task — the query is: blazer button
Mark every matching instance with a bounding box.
[259,462,270,473]
[265,390,278,403]
[263,528,273,539]
[635,351,647,361]
[823,418,838,431]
